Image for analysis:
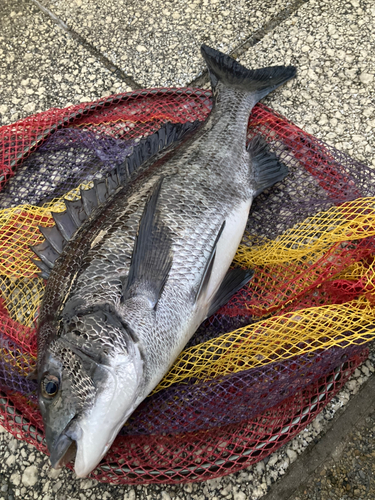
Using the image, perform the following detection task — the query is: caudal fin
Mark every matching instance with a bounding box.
[201,44,296,102]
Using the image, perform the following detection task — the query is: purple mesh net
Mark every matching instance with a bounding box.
[0,335,37,397]
[121,343,364,436]
[0,129,134,208]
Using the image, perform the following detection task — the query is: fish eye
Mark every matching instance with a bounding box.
[41,374,60,399]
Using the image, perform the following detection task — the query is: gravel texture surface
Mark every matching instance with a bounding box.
[290,410,375,500]
[1,0,375,498]
[0,0,130,126]
[239,0,375,166]
[37,0,293,88]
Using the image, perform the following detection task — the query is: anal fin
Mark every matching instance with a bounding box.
[206,268,253,319]
[248,135,288,197]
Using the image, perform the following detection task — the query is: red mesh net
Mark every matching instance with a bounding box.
[0,88,374,483]
[0,349,367,484]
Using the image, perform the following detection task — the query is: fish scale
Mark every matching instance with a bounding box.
[67,151,232,314]
[32,45,296,477]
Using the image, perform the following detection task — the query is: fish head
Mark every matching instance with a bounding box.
[38,309,143,477]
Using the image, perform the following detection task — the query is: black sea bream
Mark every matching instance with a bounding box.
[32,45,296,477]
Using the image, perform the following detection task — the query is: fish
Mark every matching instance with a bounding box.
[32,44,296,477]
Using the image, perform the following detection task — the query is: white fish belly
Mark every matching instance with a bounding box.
[183,197,252,341]
[145,198,252,393]
[205,198,252,303]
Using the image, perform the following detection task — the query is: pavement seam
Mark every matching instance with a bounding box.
[29,0,308,92]
[262,373,375,500]
[29,0,143,90]
[189,0,309,88]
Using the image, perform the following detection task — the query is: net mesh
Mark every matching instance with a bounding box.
[0,88,374,484]
[0,349,366,484]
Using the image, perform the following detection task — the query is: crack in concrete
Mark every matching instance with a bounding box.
[189,0,309,88]
[262,374,375,500]
[29,0,143,90]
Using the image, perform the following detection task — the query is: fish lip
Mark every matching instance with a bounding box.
[47,417,81,469]
[49,432,77,469]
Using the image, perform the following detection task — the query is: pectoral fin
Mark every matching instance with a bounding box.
[123,178,173,308]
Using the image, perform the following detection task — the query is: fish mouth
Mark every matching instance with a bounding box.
[49,433,77,469]
[47,417,81,470]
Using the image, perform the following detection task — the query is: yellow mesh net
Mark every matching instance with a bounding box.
[154,297,373,392]
[1,195,375,387]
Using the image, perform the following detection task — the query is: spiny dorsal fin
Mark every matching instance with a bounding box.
[93,178,108,204]
[30,121,199,279]
[64,198,88,227]
[51,211,78,241]
[248,135,289,197]
[30,239,60,269]
[38,224,65,254]
[123,177,172,308]
[30,211,77,278]
[80,186,98,216]
[106,169,121,194]
[30,257,51,280]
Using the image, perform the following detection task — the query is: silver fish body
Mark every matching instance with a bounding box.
[34,45,296,477]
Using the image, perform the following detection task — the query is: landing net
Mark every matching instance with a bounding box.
[0,88,373,483]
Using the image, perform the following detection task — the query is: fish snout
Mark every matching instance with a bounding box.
[46,419,82,469]
[49,434,77,469]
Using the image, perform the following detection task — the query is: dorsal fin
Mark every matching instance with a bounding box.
[64,198,88,227]
[106,169,121,194]
[118,121,200,182]
[30,257,52,280]
[38,224,65,254]
[80,186,98,216]
[123,177,172,308]
[52,211,78,241]
[30,121,200,279]
[93,178,108,204]
[30,239,60,269]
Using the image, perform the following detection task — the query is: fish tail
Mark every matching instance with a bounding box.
[201,44,296,104]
